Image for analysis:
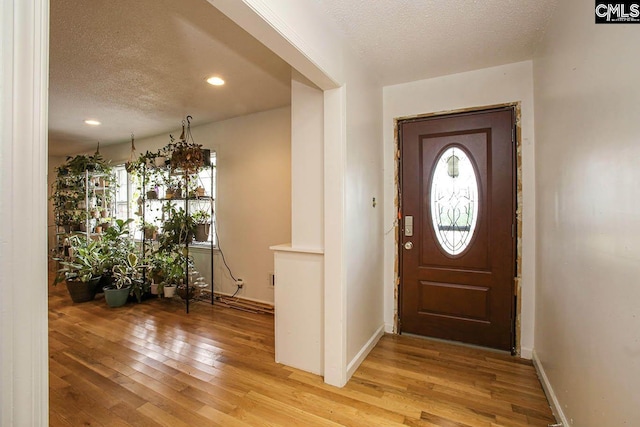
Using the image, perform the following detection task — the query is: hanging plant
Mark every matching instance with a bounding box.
[169,116,205,175]
[125,134,140,173]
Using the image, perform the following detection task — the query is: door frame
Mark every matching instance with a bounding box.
[395,102,523,355]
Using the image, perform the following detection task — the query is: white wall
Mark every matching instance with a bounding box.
[291,71,324,250]
[213,1,386,386]
[208,0,343,90]
[383,61,536,356]
[67,107,292,304]
[344,65,385,370]
[533,1,640,425]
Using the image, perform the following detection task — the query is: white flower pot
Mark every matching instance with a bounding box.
[163,285,176,298]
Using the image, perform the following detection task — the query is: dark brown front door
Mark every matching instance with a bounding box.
[399,108,516,351]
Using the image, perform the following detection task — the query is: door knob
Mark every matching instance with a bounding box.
[404,241,413,250]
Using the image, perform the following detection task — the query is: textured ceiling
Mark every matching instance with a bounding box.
[48,0,292,156]
[49,0,559,156]
[313,0,559,85]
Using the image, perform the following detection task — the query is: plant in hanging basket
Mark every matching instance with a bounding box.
[169,139,205,174]
[60,153,111,175]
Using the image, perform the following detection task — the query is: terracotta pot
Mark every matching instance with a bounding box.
[144,228,157,240]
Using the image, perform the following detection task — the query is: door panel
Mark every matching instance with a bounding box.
[400,109,515,351]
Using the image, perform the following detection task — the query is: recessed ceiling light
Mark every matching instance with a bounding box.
[84,119,101,126]
[206,76,225,86]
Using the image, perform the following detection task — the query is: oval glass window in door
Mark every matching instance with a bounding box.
[430,146,479,256]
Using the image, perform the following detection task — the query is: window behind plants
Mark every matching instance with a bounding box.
[113,152,217,246]
[114,165,131,220]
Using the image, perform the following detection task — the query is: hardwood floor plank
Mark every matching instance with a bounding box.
[285,371,408,424]
[197,405,253,427]
[107,401,164,427]
[136,402,195,427]
[49,386,108,427]
[48,271,555,427]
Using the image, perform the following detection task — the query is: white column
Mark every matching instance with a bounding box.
[269,73,327,377]
[323,86,347,387]
[291,71,324,250]
[0,0,50,426]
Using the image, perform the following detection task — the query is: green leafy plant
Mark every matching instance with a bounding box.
[159,205,195,250]
[51,153,115,235]
[153,248,193,296]
[167,138,205,174]
[110,248,149,302]
[58,152,112,176]
[111,252,140,290]
[99,218,135,276]
[191,210,210,225]
[53,236,105,285]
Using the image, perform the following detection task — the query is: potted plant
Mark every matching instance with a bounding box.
[195,186,206,198]
[146,186,159,199]
[192,210,211,242]
[53,236,104,303]
[104,252,139,308]
[150,280,160,295]
[167,135,205,174]
[162,282,176,298]
[99,218,135,289]
[165,182,183,199]
[142,222,158,240]
[129,273,151,303]
[159,250,191,298]
[159,205,195,248]
[154,147,169,168]
[60,152,113,176]
[147,251,168,284]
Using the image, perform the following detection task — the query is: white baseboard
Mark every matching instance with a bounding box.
[346,324,385,380]
[532,349,569,427]
[384,322,394,333]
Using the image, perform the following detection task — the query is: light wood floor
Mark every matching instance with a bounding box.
[49,281,555,427]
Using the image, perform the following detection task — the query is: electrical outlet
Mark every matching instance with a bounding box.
[235,278,244,288]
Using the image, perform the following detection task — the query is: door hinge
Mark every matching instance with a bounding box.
[511,223,515,238]
[512,126,516,143]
